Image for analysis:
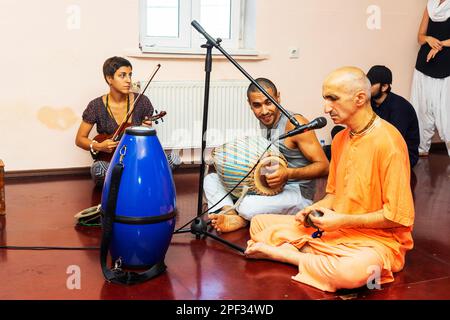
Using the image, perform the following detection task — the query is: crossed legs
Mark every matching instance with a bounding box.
[246,214,389,292]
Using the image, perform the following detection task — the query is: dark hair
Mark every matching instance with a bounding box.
[383,84,392,95]
[103,56,132,84]
[366,65,392,85]
[247,78,278,98]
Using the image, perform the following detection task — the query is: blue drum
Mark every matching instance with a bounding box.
[100,126,176,275]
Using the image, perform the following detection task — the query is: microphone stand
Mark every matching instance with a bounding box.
[173,36,245,254]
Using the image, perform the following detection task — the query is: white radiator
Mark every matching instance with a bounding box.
[142,80,261,149]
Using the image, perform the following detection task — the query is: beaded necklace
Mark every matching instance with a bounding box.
[349,112,377,137]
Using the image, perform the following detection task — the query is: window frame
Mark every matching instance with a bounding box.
[191,0,242,50]
[139,0,192,49]
[139,0,250,54]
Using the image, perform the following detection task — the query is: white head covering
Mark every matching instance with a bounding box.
[427,0,450,22]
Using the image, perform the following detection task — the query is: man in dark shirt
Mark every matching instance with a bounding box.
[367,65,420,168]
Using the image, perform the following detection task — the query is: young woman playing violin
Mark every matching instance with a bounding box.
[75,56,179,187]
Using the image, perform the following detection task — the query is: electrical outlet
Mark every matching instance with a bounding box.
[288,47,299,59]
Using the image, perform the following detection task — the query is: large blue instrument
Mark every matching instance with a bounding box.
[100,126,176,284]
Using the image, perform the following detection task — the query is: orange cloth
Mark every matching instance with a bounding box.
[250,118,415,292]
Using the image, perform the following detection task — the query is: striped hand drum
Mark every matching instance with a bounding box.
[211,136,288,198]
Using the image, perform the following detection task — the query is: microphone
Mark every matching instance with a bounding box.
[277,117,327,140]
[191,20,218,45]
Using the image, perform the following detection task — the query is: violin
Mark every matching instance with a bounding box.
[91,110,166,162]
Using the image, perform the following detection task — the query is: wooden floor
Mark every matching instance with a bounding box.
[1,149,449,300]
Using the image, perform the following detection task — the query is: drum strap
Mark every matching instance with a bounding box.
[100,163,166,285]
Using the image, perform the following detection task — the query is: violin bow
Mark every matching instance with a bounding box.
[111,63,161,141]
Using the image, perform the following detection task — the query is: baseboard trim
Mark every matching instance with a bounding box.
[5,167,91,180]
[5,164,201,181]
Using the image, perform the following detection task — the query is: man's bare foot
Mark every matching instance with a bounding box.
[246,239,256,247]
[208,211,248,233]
[247,240,298,252]
[244,242,301,265]
[244,242,273,260]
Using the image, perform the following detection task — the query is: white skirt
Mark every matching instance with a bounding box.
[410,69,450,156]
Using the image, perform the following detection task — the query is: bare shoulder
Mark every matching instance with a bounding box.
[285,114,309,131]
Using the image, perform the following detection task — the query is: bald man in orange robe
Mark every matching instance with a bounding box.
[245,67,415,292]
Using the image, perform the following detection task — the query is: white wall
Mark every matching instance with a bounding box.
[0,0,427,171]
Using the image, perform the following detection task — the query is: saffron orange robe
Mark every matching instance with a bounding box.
[250,118,415,292]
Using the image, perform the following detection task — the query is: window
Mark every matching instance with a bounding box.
[139,0,256,54]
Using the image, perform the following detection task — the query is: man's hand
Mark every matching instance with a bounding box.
[263,163,289,189]
[295,204,322,225]
[306,207,347,232]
